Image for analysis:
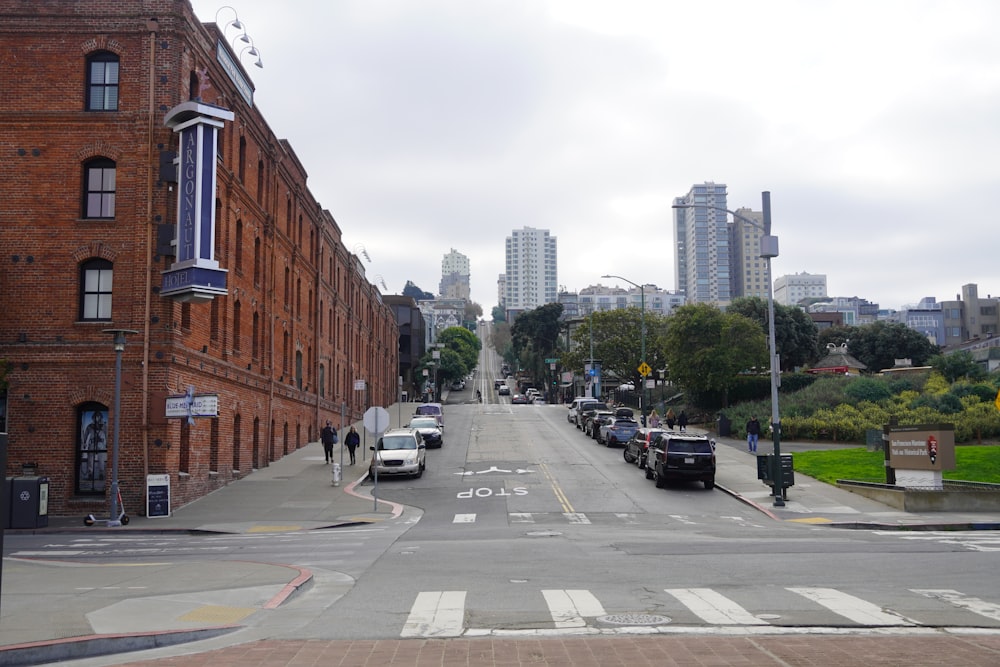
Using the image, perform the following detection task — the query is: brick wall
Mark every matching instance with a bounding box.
[0,0,399,516]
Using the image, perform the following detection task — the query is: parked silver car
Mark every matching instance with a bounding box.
[370,428,426,479]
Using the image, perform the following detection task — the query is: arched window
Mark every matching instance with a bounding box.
[252,310,260,359]
[233,300,242,353]
[86,51,119,111]
[238,136,247,182]
[83,157,116,218]
[76,402,109,495]
[79,258,113,321]
[253,237,261,286]
[235,219,244,272]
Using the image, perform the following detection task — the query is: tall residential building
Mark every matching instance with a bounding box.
[504,226,557,318]
[439,248,470,301]
[673,183,731,305]
[774,272,828,306]
[732,207,771,300]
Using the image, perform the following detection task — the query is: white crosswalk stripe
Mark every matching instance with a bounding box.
[913,589,1000,623]
[787,587,917,626]
[665,588,768,625]
[401,591,466,637]
[874,530,1000,552]
[542,589,606,628]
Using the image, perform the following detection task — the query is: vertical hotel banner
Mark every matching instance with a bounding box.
[161,101,233,303]
[886,423,956,472]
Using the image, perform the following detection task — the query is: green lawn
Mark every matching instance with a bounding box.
[792,446,1000,485]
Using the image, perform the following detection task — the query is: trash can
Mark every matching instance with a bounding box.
[331,462,342,487]
[10,475,49,528]
[717,413,731,437]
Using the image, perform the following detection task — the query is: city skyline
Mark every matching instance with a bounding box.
[189,0,1000,314]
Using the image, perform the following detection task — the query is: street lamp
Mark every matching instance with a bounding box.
[601,275,647,425]
[102,329,138,525]
[672,191,784,506]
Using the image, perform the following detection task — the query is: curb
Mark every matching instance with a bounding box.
[0,626,238,667]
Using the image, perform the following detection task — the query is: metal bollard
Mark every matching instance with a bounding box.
[332,462,342,486]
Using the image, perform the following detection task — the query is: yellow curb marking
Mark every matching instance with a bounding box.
[178,605,257,624]
[787,517,833,524]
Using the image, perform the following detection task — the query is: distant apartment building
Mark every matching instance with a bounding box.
[673,183,731,305]
[774,272,828,306]
[439,248,471,301]
[896,297,946,346]
[939,283,999,347]
[504,226,557,319]
[807,296,880,326]
[572,284,685,317]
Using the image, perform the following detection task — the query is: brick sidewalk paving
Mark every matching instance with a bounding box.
[117,634,1000,666]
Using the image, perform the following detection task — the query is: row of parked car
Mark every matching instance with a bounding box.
[368,403,445,480]
[566,397,717,490]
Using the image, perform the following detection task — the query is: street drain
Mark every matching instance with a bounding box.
[597,613,670,626]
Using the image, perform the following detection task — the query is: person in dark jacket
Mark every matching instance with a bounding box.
[677,410,688,432]
[320,421,338,464]
[344,426,361,465]
[746,415,761,453]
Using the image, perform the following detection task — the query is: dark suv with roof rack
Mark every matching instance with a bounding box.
[644,431,716,489]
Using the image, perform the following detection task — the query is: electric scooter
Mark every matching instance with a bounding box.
[84,486,130,526]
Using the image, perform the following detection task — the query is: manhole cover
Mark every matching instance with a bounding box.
[598,613,670,626]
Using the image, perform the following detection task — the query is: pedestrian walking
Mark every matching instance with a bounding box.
[746,415,761,453]
[648,409,660,428]
[665,408,676,430]
[320,421,338,464]
[345,426,361,465]
[677,410,688,432]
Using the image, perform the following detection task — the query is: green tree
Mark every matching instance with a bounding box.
[562,308,669,390]
[929,350,987,383]
[728,297,820,371]
[510,303,563,382]
[491,306,506,323]
[662,303,768,406]
[402,281,433,301]
[825,321,939,373]
[439,326,481,373]
[463,301,483,328]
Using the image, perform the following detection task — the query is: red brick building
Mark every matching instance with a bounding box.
[0,0,398,517]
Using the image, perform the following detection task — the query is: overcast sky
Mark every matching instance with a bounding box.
[190,0,1000,315]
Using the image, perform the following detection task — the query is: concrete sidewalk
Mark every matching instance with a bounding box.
[3,407,1000,666]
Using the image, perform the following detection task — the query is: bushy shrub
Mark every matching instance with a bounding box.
[950,382,997,404]
[777,373,818,393]
[923,372,951,395]
[843,377,892,404]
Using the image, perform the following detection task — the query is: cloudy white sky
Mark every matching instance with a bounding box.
[190,0,1000,315]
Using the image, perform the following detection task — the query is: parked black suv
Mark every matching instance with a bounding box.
[623,427,666,469]
[644,432,716,489]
